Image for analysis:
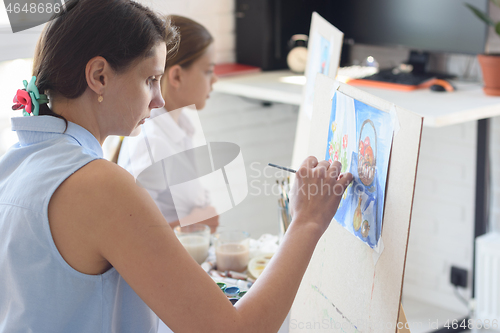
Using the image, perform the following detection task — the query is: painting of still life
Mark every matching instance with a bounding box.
[325,91,394,250]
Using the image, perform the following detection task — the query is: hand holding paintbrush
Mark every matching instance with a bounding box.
[269,158,353,234]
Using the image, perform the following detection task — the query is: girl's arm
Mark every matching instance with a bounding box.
[48,156,350,333]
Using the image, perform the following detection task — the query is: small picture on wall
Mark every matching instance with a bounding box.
[319,35,331,75]
[302,12,343,120]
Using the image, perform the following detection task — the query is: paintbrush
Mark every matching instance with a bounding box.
[268,163,296,173]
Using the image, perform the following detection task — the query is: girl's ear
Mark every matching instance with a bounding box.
[167,65,183,90]
[85,56,110,96]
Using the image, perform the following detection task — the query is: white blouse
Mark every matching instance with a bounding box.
[118,107,210,223]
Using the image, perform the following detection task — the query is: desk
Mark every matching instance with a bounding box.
[213,70,303,106]
[213,70,500,332]
[213,70,500,128]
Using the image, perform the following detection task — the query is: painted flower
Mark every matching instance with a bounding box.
[342,135,348,149]
[334,151,339,161]
[329,142,334,156]
[331,122,337,133]
[328,157,333,164]
[13,89,32,114]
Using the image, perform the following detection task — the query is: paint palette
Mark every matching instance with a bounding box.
[247,253,273,279]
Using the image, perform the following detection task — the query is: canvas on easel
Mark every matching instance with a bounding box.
[289,74,422,332]
[325,90,395,252]
[291,12,344,170]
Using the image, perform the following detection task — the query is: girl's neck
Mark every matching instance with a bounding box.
[51,94,106,145]
[163,97,182,124]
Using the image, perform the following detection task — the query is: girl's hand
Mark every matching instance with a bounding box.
[189,206,219,233]
[289,156,352,234]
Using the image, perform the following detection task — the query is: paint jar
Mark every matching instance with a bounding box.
[214,231,250,272]
[174,224,210,264]
[224,286,240,298]
[216,282,227,292]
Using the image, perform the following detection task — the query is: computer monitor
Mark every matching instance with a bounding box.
[236,0,342,70]
[236,0,488,73]
[337,0,489,72]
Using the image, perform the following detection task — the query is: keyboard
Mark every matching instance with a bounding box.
[348,68,457,91]
[361,69,439,86]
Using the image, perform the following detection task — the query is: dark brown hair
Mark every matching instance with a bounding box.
[165,15,214,69]
[33,0,179,122]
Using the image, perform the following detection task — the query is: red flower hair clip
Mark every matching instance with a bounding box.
[13,89,32,114]
[12,76,49,116]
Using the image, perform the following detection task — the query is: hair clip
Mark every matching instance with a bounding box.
[12,76,49,116]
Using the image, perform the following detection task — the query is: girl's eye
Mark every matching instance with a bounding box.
[148,76,159,84]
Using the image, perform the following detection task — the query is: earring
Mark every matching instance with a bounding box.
[98,95,103,103]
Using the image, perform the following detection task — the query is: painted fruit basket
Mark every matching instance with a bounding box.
[357,119,377,188]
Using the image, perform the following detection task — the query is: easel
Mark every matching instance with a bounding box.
[397,304,411,333]
[289,76,422,333]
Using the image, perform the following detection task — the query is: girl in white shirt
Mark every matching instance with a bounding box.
[117,15,219,232]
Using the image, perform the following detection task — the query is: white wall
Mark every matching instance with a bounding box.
[486,2,500,54]
[404,123,477,314]
[138,0,235,64]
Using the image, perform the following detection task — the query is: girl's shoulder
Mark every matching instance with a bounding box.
[51,158,139,222]
[48,158,152,275]
[67,158,137,195]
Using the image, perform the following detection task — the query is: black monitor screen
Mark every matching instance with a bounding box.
[340,0,489,55]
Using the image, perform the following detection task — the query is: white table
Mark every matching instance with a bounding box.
[213,70,500,128]
[213,70,303,106]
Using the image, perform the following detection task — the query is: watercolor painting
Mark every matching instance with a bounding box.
[319,35,331,75]
[325,91,394,250]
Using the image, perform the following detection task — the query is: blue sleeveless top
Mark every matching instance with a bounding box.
[0,116,158,333]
